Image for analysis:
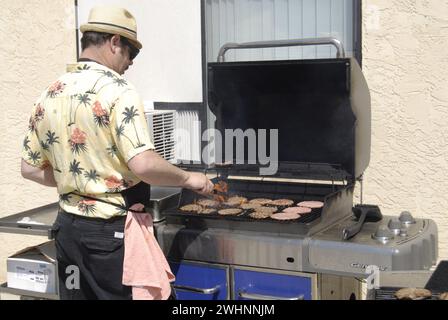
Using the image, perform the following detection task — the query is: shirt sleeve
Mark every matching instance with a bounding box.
[110,88,154,162]
[22,103,50,169]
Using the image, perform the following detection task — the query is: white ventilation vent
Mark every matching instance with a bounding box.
[145,110,176,163]
[174,110,201,163]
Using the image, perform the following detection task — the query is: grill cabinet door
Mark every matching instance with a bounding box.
[170,261,228,300]
[233,268,314,300]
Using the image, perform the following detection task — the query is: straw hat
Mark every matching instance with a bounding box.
[80,6,142,49]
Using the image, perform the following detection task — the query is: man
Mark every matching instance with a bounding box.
[21,6,213,300]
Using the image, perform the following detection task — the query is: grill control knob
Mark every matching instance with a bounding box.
[399,211,416,225]
[388,218,402,235]
[399,227,408,237]
[372,225,395,243]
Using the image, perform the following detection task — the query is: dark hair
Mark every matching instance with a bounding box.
[80,31,139,60]
[80,31,114,51]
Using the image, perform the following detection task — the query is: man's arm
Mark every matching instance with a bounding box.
[21,159,57,187]
[128,150,213,194]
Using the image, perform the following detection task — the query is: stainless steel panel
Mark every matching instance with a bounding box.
[0,203,58,237]
[157,223,306,272]
[148,186,181,222]
[308,215,438,276]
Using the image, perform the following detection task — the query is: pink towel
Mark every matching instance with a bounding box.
[122,204,175,300]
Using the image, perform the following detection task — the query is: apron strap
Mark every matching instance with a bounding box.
[62,182,151,214]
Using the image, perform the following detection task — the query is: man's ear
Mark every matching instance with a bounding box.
[110,34,121,54]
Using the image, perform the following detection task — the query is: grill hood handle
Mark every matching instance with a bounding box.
[217,37,346,62]
[342,205,383,240]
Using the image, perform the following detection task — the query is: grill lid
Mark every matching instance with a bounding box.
[208,57,371,181]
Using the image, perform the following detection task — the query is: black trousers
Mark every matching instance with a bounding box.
[52,210,132,300]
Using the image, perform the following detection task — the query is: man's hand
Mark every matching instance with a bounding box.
[183,172,214,195]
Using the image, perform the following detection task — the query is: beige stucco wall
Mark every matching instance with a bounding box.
[0,0,76,283]
[0,0,447,289]
[362,0,448,261]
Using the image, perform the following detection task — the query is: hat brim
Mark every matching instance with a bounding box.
[80,23,142,49]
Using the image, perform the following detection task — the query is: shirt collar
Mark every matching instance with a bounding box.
[66,59,121,78]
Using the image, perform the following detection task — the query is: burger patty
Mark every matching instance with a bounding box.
[225,196,248,207]
[439,292,448,300]
[218,208,243,216]
[249,198,273,205]
[270,199,294,206]
[199,208,217,215]
[270,212,301,221]
[197,199,220,208]
[297,201,324,209]
[394,288,432,300]
[249,211,273,219]
[282,207,312,215]
[240,203,263,210]
[256,206,278,214]
[180,204,203,213]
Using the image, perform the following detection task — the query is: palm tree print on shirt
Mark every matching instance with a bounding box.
[106,145,118,158]
[69,93,92,126]
[83,169,100,191]
[69,159,84,191]
[69,128,87,155]
[77,199,97,215]
[87,69,115,94]
[27,151,41,165]
[23,136,30,151]
[59,193,72,204]
[92,101,110,127]
[113,77,127,87]
[95,75,127,94]
[40,140,49,151]
[46,131,61,172]
[74,64,91,73]
[115,124,136,148]
[122,106,146,148]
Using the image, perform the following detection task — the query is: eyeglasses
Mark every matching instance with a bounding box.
[120,37,140,61]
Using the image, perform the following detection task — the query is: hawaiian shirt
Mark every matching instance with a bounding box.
[22,61,154,219]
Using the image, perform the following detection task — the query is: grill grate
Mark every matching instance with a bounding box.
[165,183,324,226]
